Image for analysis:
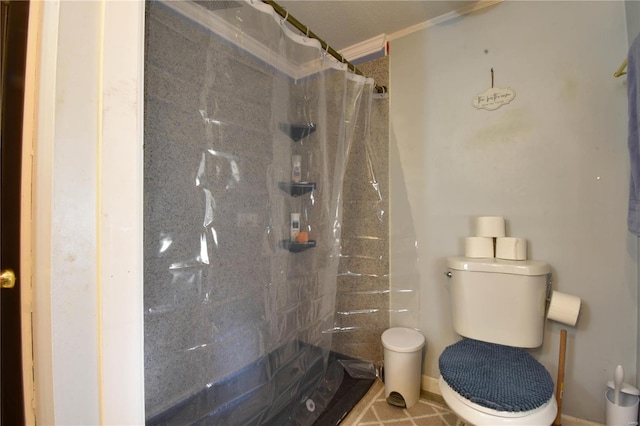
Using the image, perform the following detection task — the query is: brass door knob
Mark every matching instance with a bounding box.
[1,269,16,289]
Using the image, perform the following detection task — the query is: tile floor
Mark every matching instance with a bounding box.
[340,379,601,426]
[341,379,463,426]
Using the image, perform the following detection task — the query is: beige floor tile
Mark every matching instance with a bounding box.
[440,412,463,426]
[404,400,440,417]
[387,420,415,426]
[371,400,411,422]
[411,416,451,426]
[359,409,379,423]
[341,378,461,426]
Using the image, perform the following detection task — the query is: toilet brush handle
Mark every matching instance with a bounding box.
[614,365,624,405]
[554,329,567,426]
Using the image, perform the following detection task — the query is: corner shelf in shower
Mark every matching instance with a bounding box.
[278,122,317,142]
[278,182,316,197]
[279,239,316,253]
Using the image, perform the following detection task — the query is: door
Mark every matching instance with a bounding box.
[0,0,28,424]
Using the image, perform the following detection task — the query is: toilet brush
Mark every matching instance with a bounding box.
[614,365,624,405]
[553,329,567,426]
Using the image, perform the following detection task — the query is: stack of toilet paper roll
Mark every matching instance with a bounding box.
[464,216,582,326]
[465,216,527,260]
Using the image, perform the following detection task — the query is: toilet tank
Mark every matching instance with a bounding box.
[446,257,551,348]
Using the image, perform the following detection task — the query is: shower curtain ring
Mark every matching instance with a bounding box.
[320,43,329,59]
[281,11,289,25]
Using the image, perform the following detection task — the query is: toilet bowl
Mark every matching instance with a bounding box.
[439,377,557,425]
[439,339,557,425]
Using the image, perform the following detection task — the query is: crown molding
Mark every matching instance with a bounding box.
[387,0,503,42]
[340,33,387,63]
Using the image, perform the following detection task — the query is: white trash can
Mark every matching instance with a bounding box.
[381,327,425,408]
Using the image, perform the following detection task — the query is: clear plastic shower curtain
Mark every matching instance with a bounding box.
[143,1,374,424]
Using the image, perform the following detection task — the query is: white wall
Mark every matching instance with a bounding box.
[27,1,145,424]
[390,1,634,422]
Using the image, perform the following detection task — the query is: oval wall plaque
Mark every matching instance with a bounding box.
[472,87,516,111]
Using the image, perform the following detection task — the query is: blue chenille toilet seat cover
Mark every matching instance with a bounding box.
[439,339,554,413]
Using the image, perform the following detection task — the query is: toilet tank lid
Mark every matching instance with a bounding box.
[447,257,550,276]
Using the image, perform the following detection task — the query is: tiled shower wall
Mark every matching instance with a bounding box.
[144,2,390,418]
[144,5,275,417]
[331,57,390,363]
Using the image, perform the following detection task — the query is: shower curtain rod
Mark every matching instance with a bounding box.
[262,0,387,94]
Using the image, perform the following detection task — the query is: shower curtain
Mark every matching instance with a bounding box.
[143,1,374,424]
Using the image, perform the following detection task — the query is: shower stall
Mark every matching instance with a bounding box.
[143,1,416,424]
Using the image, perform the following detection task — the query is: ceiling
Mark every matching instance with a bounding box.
[275,1,478,52]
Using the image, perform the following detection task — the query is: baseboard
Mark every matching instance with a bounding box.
[559,416,603,426]
[420,375,604,426]
[421,375,441,395]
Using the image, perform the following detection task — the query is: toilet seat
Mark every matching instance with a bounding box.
[439,376,557,426]
[439,339,554,412]
[438,339,557,425]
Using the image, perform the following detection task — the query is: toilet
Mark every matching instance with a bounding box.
[439,257,557,425]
